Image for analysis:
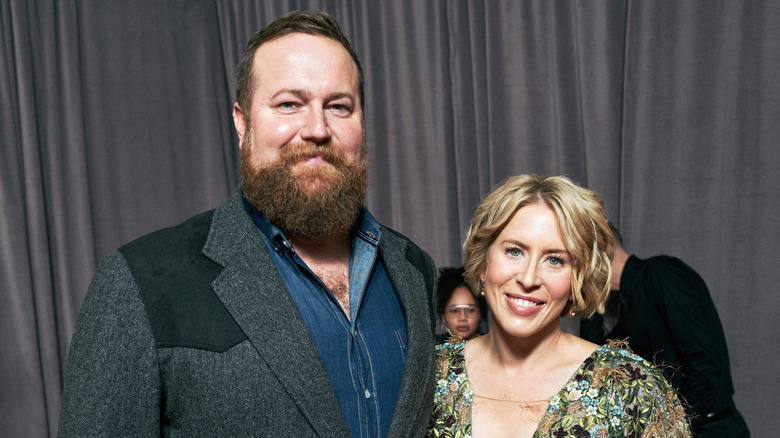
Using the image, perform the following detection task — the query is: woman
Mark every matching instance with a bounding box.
[437,267,486,342]
[428,174,690,437]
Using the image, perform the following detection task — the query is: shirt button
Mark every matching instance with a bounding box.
[364,389,371,399]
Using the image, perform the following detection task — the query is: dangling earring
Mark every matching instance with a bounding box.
[479,279,485,296]
[566,300,576,317]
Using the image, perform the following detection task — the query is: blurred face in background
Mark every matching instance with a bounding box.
[443,286,482,340]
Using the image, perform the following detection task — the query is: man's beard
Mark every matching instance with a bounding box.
[240,135,367,241]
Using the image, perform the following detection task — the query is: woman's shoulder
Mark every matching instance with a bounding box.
[430,340,474,436]
[435,340,466,372]
[433,340,472,400]
[592,342,649,364]
[589,342,670,386]
[544,342,691,437]
[584,342,691,436]
[565,342,673,398]
[436,339,465,353]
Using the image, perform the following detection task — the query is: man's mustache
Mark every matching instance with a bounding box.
[280,142,348,167]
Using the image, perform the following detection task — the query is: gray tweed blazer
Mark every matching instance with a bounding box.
[58,186,437,437]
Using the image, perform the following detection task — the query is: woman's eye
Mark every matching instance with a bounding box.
[548,256,566,266]
[506,248,521,257]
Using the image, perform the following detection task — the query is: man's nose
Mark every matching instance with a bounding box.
[301,107,331,143]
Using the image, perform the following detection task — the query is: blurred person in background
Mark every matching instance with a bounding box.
[436,266,487,342]
[580,223,749,437]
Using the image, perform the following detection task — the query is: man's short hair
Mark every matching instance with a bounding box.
[235,11,364,117]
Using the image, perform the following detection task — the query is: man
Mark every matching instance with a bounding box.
[580,224,749,437]
[58,11,437,437]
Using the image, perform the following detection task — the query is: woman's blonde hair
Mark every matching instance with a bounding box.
[463,174,614,317]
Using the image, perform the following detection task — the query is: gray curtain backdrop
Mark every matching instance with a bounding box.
[2,1,777,436]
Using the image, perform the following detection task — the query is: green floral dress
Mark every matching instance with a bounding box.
[427,341,691,438]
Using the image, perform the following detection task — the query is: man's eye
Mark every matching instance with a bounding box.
[329,104,351,115]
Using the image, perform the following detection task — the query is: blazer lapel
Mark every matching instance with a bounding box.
[202,187,349,436]
[380,229,437,437]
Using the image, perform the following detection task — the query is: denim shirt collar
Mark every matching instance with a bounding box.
[242,197,381,252]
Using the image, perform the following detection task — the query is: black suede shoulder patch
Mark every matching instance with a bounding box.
[384,227,434,293]
[119,210,247,352]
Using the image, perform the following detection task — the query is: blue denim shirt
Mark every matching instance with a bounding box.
[245,199,408,438]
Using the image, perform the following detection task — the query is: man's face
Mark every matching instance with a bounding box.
[233,33,367,239]
[233,32,364,185]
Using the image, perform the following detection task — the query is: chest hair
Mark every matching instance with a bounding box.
[311,265,350,319]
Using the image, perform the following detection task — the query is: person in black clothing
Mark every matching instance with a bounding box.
[580,224,750,437]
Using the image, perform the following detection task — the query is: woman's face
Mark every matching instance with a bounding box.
[442,286,481,340]
[481,201,572,341]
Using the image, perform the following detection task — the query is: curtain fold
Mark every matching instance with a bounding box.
[1,1,777,436]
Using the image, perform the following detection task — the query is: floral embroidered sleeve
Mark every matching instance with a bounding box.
[427,341,473,438]
[539,345,691,438]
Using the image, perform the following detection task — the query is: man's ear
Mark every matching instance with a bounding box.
[233,103,247,148]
